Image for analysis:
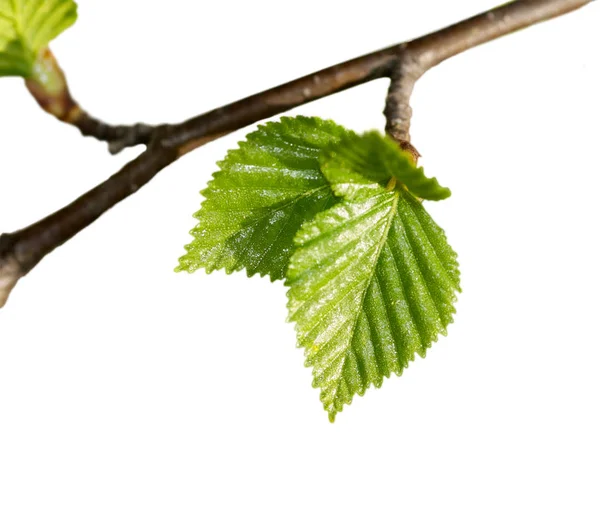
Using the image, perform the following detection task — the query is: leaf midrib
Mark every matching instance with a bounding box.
[327,191,400,407]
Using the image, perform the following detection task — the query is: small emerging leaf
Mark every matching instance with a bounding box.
[320,131,451,201]
[287,181,459,421]
[177,116,354,280]
[0,0,77,78]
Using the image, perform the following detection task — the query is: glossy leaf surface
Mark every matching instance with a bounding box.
[177,116,353,280]
[287,161,459,421]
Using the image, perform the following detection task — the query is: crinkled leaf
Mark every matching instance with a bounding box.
[0,0,77,77]
[320,131,451,201]
[177,116,355,280]
[287,186,460,421]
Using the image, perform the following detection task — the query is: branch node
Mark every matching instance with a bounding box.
[106,123,156,154]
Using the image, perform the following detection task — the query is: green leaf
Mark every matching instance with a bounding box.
[0,0,78,78]
[320,131,451,201]
[177,116,354,281]
[287,186,460,421]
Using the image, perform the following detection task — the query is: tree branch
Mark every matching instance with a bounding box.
[0,0,593,307]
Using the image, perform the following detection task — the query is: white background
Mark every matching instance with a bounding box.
[1,1,599,522]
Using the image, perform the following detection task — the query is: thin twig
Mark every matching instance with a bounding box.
[0,0,593,307]
[72,114,155,154]
[25,48,154,154]
[384,57,421,163]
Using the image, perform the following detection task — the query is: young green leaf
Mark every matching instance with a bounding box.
[287,185,459,421]
[177,116,354,281]
[320,131,451,201]
[0,0,78,78]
